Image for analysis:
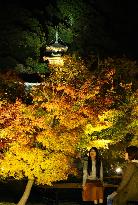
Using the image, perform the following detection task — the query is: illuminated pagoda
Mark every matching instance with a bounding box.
[43,31,68,66]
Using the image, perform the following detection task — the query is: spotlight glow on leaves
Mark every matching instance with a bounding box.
[0,55,137,186]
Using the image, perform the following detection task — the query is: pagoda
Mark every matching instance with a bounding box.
[43,31,68,66]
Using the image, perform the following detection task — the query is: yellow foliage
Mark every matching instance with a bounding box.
[87,139,112,149]
[84,123,111,135]
[0,143,75,185]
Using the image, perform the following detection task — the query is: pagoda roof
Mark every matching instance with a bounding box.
[46,42,68,52]
[46,31,68,53]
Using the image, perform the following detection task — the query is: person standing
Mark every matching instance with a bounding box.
[107,146,138,205]
[82,147,104,205]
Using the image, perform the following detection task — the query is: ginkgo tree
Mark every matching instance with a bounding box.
[0,99,79,205]
[0,55,137,205]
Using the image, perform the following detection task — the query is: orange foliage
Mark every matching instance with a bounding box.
[0,56,132,185]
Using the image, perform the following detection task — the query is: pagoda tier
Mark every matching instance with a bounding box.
[43,31,68,66]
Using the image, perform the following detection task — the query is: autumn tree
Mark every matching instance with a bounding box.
[0,55,137,205]
[45,55,138,166]
[0,56,115,204]
[0,99,78,205]
[30,56,138,167]
[99,88,138,175]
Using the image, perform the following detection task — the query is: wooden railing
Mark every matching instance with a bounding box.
[44,182,118,189]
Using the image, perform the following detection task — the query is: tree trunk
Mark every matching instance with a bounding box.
[17,179,34,205]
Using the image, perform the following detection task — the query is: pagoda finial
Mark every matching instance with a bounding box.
[55,30,58,43]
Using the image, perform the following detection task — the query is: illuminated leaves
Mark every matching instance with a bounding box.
[0,55,137,186]
[48,55,89,83]
[0,98,78,185]
[0,144,73,185]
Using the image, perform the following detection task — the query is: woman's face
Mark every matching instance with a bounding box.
[90,150,96,158]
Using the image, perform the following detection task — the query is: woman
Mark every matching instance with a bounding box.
[108,146,138,205]
[82,147,104,205]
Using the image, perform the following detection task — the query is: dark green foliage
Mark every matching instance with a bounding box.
[15,58,48,74]
[0,4,48,74]
[46,0,118,56]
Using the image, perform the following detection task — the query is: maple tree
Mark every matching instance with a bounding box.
[49,56,138,145]
[0,55,137,205]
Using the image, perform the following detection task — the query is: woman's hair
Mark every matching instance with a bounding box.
[87,147,101,178]
[126,146,138,160]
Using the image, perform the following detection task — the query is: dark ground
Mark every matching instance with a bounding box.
[0,180,116,205]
